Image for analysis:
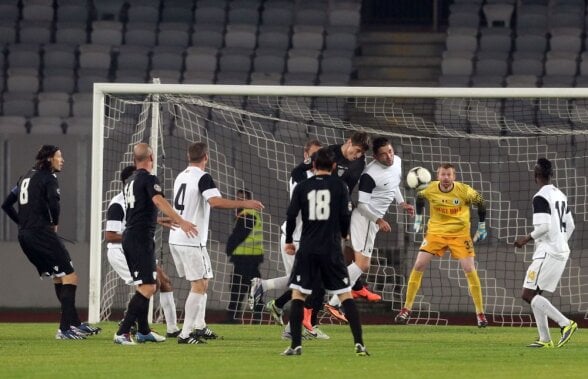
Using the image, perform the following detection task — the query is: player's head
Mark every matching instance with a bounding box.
[313,147,336,172]
[372,137,394,167]
[133,143,153,169]
[236,189,252,200]
[303,139,322,162]
[436,163,456,188]
[188,142,208,164]
[342,131,369,161]
[534,157,553,184]
[35,144,63,172]
[120,165,136,185]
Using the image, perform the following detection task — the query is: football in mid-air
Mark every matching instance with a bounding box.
[406,166,432,190]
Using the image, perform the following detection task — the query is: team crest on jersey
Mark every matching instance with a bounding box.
[452,199,460,205]
[56,188,60,195]
[154,184,162,192]
[304,157,312,164]
[527,271,536,281]
[420,239,428,248]
[337,167,345,177]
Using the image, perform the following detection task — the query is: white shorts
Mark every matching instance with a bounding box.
[169,244,213,281]
[349,210,379,257]
[280,233,297,275]
[523,254,567,293]
[107,247,133,285]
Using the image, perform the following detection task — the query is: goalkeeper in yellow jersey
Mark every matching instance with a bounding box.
[394,163,488,327]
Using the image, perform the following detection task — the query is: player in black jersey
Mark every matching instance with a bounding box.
[1,145,101,339]
[114,143,197,345]
[282,148,368,356]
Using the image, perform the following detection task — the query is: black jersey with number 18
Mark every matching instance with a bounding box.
[285,174,351,255]
[123,168,163,234]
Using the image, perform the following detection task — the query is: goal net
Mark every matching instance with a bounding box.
[89,85,588,327]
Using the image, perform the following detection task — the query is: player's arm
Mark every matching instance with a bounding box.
[152,194,197,237]
[356,173,391,232]
[514,196,549,248]
[104,202,124,243]
[339,183,352,239]
[284,185,302,254]
[394,186,415,216]
[199,173,264,210]
[564,204,575,241]
[1,185,19,224]
[413,190,426,232]
[46,175,61,227]
[471,189,488,242]
[225,213,255,256]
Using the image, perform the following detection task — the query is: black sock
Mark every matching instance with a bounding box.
[289,299,304,348]
[59,284,80,331]
[118,292,150,335]
[310,287,325,326]
[342,298,363,346]
[54,283,63,301]
[352,278,363,291]
[275,289,292,309]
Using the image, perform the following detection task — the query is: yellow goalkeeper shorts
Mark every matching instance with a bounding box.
[419,234,475,259]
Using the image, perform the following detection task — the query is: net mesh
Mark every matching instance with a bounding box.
[96,89,588,326]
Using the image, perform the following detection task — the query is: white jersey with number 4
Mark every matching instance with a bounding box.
[532,184,574,260]
[169,166,221,246]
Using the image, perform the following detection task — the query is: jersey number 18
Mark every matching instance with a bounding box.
[307,189,330,220]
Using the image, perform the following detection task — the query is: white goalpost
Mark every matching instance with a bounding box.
[89,84,588,326]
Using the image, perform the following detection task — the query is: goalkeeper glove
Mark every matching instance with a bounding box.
[413,214,423,233]
[473,222,487,242]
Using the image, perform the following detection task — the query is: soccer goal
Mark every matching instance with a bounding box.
[89,84,588,327]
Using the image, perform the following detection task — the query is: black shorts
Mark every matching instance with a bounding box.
[18,228,74,277]
[289,248,351,295]
[122,230,157,285]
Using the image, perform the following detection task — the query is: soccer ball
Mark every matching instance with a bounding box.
[406,167,432,190]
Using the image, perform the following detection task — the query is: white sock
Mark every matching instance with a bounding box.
[329,262,364,307]
[194,293,207,330]
[531,295,569,327]
[180,292,202,339]
[264,275,290,291]
[159,291,178,333]
[531,301,550,342]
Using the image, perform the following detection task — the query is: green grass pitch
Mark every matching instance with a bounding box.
[0,322,586,379]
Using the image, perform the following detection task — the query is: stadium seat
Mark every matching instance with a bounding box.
[182,71,216,84]
[191,25,224,48]
[71,93,92,117]
[63,116,92,135]
[76,68,111,92]
[219,48,252,73]
[149,69,181,83]
[249,72,282,85]
[441,57,473,76]
[296,8,327,27]
[2,92,36,117]
[37,92,71,118]
[6,68,39,93]
[228,7,259,25]
[292,25,324,51]
[0,21,17,44]
[329,2,361,29]
[42,68,76,93]
[483,3,514,27]
[445,35,477,54]
[161,1,194,23]
[511,57,544,76]
[261,2,294,26]
[225,24,257,49]
[0,3,19,22]
[114,69,146,83]
[78,44,113,70]
[157,22,190,47]
[325,27,358,52]
[475,58,507,76]
[257,25,290,50]
[0,116,28,134]
[150,46,184,71]
[7,44,41,69]
[19,21,52,44]
[91,20,124,46]
[29,116,66,134]
[116,45,151,72]
[56,1,89,23]
[215,71,249,84]
[22,0,54,22]
[55,22,88,45]
[93,0,125,21]
[126,1,159,24]
[194,6,226,25]
[185,46,218,72]
[253,49,286,73]
[287,49,320,74]
[43,44,77,69]
[544,57,577,76]
[124,22,157,46]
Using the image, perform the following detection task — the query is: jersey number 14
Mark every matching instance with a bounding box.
[307,189,330,220]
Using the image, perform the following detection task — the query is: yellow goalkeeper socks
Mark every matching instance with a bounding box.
[404,270,424,310]
[466,270,484,314]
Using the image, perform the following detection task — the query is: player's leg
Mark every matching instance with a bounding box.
[452,237,486,326]
[395,249,436,324]
[522,257,577,347]
[191,248,217,339]
[348,213,381,301]
[282,289,305,355]
[156,265,180,336]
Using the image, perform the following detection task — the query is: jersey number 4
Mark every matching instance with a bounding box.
[174,183,187,215]
[124,180,136,209]
[307,189,330,220]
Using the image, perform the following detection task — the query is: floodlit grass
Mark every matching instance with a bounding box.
[0,322,586,379]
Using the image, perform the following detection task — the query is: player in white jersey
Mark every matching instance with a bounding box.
[514,158,577,348]
[105,165,180,337]
[325,137,414,310]
[169,142,264,344]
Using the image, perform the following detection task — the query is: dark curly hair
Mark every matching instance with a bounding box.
[535,157,553,180]
[34,145,60,170]
[120,165,136,185]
